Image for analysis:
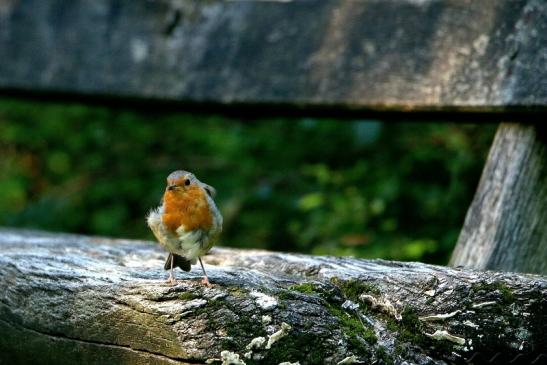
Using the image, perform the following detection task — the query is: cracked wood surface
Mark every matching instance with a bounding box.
[0,0,546,112]
[0,228,546,365]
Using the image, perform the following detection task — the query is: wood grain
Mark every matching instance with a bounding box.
[0,0,545,112]
[451,123,547,274]
[1,229,545,364]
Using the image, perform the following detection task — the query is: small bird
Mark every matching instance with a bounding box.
[147,170,222,286]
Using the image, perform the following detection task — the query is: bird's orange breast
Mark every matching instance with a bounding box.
[162,185,213,233]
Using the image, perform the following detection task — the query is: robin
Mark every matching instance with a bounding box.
[147,170,223,286]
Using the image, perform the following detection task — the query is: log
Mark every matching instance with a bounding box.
[1,228,545,365]
[450,123,547,275]
[0,0,546,113]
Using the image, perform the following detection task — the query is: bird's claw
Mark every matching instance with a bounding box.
[167,276,177,286]
[201,276,212,287]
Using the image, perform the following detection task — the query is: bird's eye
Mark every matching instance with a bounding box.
[184,179,191,186]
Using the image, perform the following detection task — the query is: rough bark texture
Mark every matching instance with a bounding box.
[0,0,545,111]
[1,228,545,365]
[451,123,547,275]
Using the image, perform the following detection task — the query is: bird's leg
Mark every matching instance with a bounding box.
[167,254,176,286]
[198,257,211,287]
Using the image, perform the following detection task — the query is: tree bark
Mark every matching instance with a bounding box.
[450,123,547,275]
[1,228,545,365]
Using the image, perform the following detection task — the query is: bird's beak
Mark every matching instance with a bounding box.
[167,185,177,191]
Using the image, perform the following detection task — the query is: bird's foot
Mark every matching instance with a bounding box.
[167,275,177,286]
[201,276,212,287]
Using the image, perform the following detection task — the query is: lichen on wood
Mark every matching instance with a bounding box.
[0,228,545,364]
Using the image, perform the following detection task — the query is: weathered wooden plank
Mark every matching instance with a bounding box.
[0,0,545,111]
[450,123,547,275]
[1,228,546,364]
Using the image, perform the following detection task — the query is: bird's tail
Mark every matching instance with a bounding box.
[164,253,192,272]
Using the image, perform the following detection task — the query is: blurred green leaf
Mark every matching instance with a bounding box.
[298,193,325,211]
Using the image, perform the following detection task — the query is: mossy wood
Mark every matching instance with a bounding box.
[1,229,545,365]
[0,0,545,112]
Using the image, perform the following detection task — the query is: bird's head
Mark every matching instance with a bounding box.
[165,170,197,195]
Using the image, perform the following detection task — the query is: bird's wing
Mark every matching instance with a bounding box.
[199,182,216,198]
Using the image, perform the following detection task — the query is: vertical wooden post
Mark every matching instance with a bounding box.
[450,123,547,274]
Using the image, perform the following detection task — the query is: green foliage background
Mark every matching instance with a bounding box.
[0,98,496,264]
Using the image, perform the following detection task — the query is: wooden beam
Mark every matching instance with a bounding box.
[1,229,546,364]
[0,0,545,112]
[450,123,547,274]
